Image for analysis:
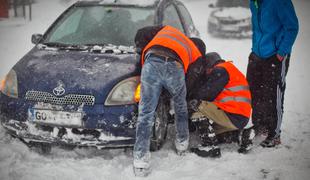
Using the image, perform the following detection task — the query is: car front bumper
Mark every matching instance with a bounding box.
[208,21,252,38]
[0,92,137,149]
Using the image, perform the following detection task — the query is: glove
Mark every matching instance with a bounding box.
[188,99,200,113]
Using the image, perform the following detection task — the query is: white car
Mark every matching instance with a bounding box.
[208,0,252,39]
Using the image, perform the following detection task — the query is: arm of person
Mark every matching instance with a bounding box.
[276,0,299,59]
[193,67,229,101]
[186,57,206,99]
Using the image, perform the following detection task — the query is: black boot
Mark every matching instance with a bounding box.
[191,118,221,158]
[238,127,254,154]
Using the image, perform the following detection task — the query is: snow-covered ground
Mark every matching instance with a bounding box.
[0,0,310,179]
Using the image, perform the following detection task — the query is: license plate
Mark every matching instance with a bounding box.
[28,108,83,127]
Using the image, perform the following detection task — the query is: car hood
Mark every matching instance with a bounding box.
[213,7,251,21]
[13,47,141,104]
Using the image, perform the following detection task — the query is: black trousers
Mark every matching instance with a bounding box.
[246,53,290,137]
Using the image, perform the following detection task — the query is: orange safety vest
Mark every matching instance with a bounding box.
[213,62,252,118]
[141,25,202,73]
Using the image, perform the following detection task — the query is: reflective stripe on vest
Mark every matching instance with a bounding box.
[156,34,193,63]
[141,25,202,72]
[224,85,249,92]
[159,29,193,63]
[213,61,252,118]
[217,96,251,104]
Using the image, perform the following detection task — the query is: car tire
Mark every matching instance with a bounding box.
[150,94,170,151]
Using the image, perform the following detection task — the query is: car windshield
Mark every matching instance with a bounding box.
[216,0,248,8]
[43,6,155,47]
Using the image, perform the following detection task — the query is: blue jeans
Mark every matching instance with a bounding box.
[133,55,189,160]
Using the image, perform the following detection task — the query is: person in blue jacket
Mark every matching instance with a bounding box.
[247,0,299,147]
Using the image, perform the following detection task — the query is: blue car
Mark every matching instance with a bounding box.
[0,0,199,152]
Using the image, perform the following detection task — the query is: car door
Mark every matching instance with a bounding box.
[161,2,186,34]
[175,2,200,37]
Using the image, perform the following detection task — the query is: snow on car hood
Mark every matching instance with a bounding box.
[214,7,251,20]
[13,47,141,102]
[99,0,157,6]
[71,0,158,7]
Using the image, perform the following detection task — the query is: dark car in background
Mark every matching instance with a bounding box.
[208,0,252,38]
[0,0,199,152]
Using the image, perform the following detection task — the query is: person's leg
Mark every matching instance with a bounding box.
[261,55,290,147]
[192,102,254,154]
[164,61,189,153]
[191,119,221,158]
[133,58,163,175]
[246,53,267,133]
[195,101,238,134]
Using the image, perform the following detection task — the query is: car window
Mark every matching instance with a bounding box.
[44,6,155,46]
[48,9,84,43]
[176,3,195,33]
[162,4,185,33]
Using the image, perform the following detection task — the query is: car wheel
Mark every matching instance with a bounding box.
[150,94,170,151]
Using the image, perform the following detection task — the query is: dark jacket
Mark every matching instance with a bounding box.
[250,0,299,58]
[134,26,163,55]
[189,61,248,129]
[135,26,205,91]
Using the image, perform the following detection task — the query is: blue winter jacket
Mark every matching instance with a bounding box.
[250,0,299,58]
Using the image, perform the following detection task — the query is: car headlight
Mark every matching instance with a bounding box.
[104,76,140,106]
[0,69,18,98]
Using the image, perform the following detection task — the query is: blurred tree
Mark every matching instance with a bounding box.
[11,0,33,20]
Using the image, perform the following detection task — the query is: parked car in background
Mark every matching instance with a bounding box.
[208,0,251,39]
[0,0,199,153]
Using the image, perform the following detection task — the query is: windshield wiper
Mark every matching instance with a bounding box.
[42,42,71,47]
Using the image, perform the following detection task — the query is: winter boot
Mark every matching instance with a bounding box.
[175,138,189,156]
[191,118,221,158]
[133,154,151,177]
[238,127,255,153]
[260,134,281,148]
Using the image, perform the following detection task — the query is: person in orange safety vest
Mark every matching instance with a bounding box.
[133,25,205,177]
[188,52,254,158]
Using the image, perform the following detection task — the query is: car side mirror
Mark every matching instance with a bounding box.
[208,3,215,8]
[31,34,43,44]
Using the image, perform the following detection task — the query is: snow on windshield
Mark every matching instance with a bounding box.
[45,6,155,46]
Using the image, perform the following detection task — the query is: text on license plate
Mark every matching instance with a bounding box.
[28,108,83,127]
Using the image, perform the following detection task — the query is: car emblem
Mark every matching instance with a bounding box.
[53,84,66,97]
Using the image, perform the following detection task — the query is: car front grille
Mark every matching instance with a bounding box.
[25,91,95,106]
